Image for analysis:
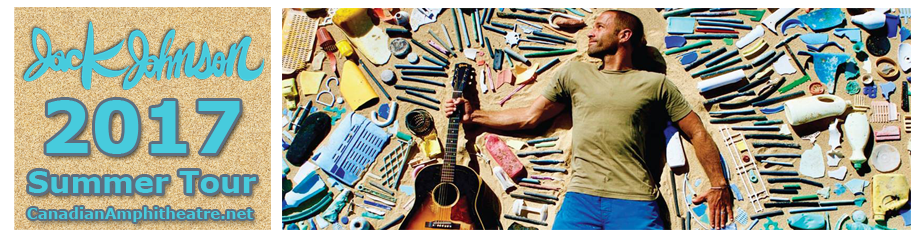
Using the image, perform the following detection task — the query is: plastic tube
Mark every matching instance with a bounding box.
[697,69,745,92]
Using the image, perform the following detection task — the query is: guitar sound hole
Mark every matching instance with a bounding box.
[432,183,460,206]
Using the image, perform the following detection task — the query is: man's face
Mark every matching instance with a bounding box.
[587,12,621,58]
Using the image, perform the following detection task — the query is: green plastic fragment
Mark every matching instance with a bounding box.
[783,184,801,189]
[763,217,782,230]
[665,40,712,55]
[534,142,556,148]
[792,194,819,201]
[846,80,861,95]
[779,75,811,93]
[739,9,766,21]
[723,38,734,45]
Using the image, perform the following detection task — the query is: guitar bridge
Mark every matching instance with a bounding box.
[425,221,461,229]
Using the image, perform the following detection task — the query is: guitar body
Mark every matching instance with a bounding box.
[400,164,485,230]
[400,62,496,230]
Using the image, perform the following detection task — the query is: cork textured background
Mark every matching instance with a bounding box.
[15,7,271,230]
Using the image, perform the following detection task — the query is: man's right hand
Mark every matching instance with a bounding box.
[443,98,473,123]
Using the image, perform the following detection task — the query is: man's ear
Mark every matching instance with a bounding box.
[618,29,633,45]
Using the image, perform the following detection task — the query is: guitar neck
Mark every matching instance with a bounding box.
[441,90,463,183]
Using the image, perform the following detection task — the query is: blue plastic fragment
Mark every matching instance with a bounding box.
[880,82,897,101]
[886,13,900,38]
[692,204,710,225]
[315,113,391,186]
[854,197,867,207]
[781,19,804,35]
[667,17,696,34]
[799,51,850,88]
[834,28,862,43]
[901,26,911,42]
[697,20,753,30]
[701,49,711,54]
[730,184,743,200]
[833,183,846,195]
[665,35,687,48]
[759,105,785,114]
[286,223,300,230]
[377,102,391,118]
[844,60,860,79]
[798,8,845,32]
[807,41,845,52]
[899,201,911,226]
[800,33,829,46]
[680,51,699,65]
[719,223,738,230]
[787,213,827,230]
[864,85,878,98]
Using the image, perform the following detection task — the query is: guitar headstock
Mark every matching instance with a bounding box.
[451,63,476,94]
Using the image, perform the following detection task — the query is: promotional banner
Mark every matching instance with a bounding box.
[14,7,271,229]
[279,8,911,230]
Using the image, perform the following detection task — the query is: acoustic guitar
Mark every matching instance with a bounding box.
[401,63,488,230]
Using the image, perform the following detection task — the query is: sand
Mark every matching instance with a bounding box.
[283,8,910,230]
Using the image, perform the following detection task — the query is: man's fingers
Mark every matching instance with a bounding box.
[727,206,734,224]
[691,193,706,205]
[709,203,717,229]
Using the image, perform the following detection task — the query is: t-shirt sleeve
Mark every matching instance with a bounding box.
[660,77,692,122]
[541,63,572,103]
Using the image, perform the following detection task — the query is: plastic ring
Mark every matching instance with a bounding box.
[808,82,826,95]
[875,56,899,80]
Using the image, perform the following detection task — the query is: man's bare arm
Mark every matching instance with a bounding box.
[676,111,727,187]
[444,95,565,130]
[676,110,734,229]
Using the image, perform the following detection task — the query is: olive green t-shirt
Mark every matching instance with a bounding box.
[541,61,692,201]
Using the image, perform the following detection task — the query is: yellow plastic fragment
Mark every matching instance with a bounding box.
[298,71,325,95]
[340,60,379,110]
[871,174,909,222]
[506,140,526,150]
[282,78,298,98]
[419,132,442,158]
[513,63,541,85]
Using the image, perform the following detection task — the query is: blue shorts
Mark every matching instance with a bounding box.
[552,192,664,230]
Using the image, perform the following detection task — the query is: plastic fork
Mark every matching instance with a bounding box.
[899,8,910,21]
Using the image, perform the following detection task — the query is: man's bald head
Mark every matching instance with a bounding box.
[604,10,646,50]
[586,10,647,59]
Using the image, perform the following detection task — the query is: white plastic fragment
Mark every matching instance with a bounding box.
[762,8,797,34]
[773,52,798,75]
[827,119,842,151]
[801,131,820,144]
[828,167,847,180]
[410,8,442,32]
[779,124,792,135]
[312,52,326,71]
[844,179,869,195]
[697,69,746,92]
[869,144,901,172]
[492,166,514,191]
[464,48,479,60]
[736,25,765,49]
[898,43,910,72]
[479,68,487,93]
[851,10,886,30]
[817,187,831,199]
[800,145,826,179]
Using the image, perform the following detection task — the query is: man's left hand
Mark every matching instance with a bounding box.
[692,186,734,230]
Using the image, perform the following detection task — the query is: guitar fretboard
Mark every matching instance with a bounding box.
[440,90,463,183]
